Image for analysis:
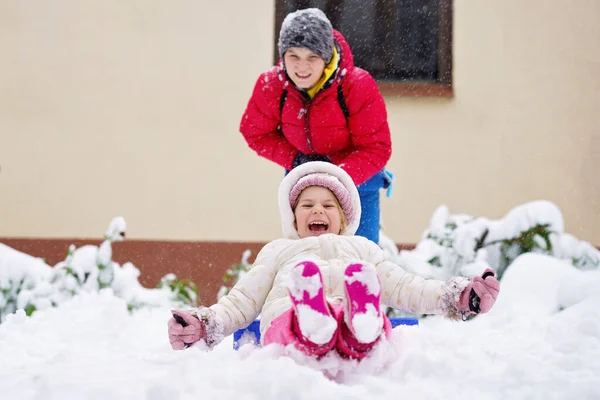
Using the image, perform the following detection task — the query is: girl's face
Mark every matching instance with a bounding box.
[283,47,326,89]
[293,186,344,238]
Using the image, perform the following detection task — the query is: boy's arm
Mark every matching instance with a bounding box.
[239,73,298,170]
[335,70,392,185]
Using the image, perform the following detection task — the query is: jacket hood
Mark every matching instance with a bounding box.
[278,162,361,239]
[333,29,354,72]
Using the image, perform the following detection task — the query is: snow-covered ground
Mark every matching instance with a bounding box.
[1,251,599,400]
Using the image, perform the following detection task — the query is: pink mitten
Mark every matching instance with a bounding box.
[168,310,206,350]
[458,269,500,315]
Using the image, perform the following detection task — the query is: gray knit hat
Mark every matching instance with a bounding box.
[278,8,334,63]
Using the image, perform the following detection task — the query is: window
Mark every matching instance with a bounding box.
[274,0,453,97]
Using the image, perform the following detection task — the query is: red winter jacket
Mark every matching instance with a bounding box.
[239,30,391,186]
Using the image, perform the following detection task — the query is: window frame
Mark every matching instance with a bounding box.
[273,0,453,97]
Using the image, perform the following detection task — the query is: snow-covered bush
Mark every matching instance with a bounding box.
[0,243,54,321]
[379,200,599,317]
[0,217,199,322]
[157,273,200,309]
[217,249,252,300]
[383,200,599,283]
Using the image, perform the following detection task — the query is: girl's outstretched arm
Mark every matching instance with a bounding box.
[186,240,283,348]
[358,238,474,319]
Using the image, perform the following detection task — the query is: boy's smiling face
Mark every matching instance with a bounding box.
[293,186,344,238]
[283,47,326,89]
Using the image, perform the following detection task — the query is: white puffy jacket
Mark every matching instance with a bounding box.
[193,163,470,346]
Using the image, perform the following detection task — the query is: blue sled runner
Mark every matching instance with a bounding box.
[233,317,418,350]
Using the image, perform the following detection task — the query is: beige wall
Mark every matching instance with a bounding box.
[1,1,599,244]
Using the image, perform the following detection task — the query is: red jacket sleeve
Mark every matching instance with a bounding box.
[334,69,392,185]
[239,73,298,170]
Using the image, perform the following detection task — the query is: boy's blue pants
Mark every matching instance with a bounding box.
[356,170,393,244]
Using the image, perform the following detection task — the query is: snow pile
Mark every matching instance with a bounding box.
[0,243,54,319]
[0,202,599,398]
[0,253,598,399]
[0,217,197,322]
[381,200,599,283]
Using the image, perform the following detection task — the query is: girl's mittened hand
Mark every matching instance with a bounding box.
[458,269,500,315]
[168,310,205,350]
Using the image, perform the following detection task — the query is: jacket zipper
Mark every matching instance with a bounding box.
[303,104,314,153]
[297,88,329,154]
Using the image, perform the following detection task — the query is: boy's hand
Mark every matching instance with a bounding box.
[292,152,330,168]
[168,310,205,350]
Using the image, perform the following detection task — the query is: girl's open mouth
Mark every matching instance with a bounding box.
[309,221,329,233]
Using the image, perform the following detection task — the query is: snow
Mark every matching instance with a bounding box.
[344,265,384,343]
[280,8,331,33]
[345,267,381,296]
[104,216,126,242]
[382,200,600,283]
[295,304,338,345]
[1,247,599,399]
[284,262,337,344]
[0,243,53,313]
[1,204,599,399]
[350,303,382,344]
[285,263,323,300]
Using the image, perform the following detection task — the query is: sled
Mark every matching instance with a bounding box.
[233,317,418,350]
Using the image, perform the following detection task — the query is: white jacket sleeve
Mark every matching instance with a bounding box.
[191,241,280,347]
[359,238,470,320]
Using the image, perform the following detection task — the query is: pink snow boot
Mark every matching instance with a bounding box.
[287,261,338,346]
[343,263,384,344]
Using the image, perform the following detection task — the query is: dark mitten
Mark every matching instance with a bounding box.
[292,152,331,168]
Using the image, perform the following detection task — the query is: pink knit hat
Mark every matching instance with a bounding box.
[289,173,355,222]
[279,161,361,239]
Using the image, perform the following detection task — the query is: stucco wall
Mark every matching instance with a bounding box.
[1,0,598,244]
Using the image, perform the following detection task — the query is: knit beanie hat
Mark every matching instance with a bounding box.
[278,8,334,63]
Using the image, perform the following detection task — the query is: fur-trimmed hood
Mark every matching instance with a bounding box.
[278,162,361,239]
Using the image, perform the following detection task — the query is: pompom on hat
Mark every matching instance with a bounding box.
[278,8,335,63]
[278,162,361,239]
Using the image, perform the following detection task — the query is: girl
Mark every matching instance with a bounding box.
[168,162,500,360]
[239,8,392,244]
